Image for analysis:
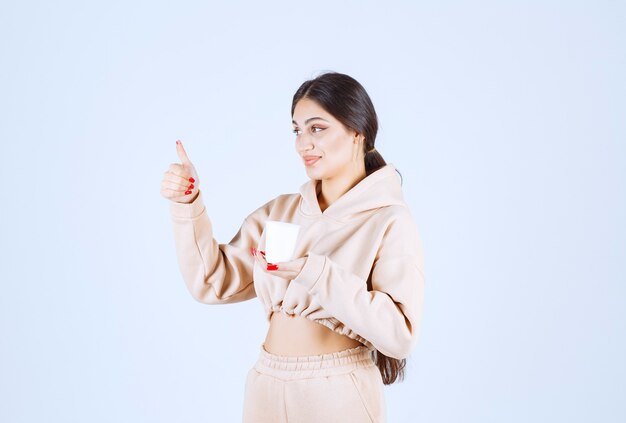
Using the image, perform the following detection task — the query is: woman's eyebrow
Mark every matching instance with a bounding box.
[292,117,329,125]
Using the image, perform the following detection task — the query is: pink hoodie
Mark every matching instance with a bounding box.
[169,163,425,360]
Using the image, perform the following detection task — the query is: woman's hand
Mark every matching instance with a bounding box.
[251,248,307,281]
[160,139,201,204]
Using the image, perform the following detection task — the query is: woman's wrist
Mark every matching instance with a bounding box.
[174,190,200,204]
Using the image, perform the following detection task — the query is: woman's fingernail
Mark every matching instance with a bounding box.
[260,251,265,256]
[189,177,195,183]
[250,247,256,256]
[185,190,192,195]
[188,184,194,189]
[176,140,180,144]
[267,264,278,271]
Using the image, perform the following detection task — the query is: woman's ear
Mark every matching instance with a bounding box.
[352,134,362,148]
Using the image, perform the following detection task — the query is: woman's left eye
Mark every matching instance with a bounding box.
[312,126,323,133]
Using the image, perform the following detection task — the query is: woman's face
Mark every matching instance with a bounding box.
[292,97,361,181]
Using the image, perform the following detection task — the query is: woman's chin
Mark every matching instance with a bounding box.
[304,166,320,175]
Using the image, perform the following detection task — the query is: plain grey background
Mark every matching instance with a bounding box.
[1,1,624,422]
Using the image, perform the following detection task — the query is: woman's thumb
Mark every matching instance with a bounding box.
[176,140,192,166]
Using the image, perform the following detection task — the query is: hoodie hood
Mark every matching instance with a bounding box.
[298,163,406,221]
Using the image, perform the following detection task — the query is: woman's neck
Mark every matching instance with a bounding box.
[316,166,366,212]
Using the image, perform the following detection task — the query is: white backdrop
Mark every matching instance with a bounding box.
[1,1,624,422]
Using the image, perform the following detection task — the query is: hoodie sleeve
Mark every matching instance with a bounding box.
[291,210,425,360]
[169,189,273,304]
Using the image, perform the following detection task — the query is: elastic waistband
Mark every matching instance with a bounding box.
[254,343,375,381]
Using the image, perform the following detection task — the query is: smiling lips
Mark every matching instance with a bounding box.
[303,156,321,166]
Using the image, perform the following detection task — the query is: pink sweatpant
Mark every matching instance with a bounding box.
[242,343,386,422]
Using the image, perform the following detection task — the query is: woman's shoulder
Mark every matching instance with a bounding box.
[373,203,422,251]
[373,201,417,225]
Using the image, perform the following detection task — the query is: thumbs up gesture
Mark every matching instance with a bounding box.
[161,139,201,204]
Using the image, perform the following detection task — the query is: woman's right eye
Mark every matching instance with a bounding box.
[292,128,301,135]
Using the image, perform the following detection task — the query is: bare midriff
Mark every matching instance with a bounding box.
[263,310,364,356]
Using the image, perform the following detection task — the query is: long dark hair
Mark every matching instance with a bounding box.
[291,71,406,384]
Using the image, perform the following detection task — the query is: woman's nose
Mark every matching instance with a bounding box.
[296,134,314,153]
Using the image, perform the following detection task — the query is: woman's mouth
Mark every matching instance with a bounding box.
[304,156,321,166]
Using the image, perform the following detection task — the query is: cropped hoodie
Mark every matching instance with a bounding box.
[169,163,425,360]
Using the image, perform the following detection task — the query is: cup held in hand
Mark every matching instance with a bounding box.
[264,221,301,264]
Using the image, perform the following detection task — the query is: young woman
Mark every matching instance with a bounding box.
[161,71,425,422]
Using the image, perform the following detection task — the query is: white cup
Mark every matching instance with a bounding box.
[264,220,301,263]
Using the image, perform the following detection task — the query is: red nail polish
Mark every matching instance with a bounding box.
[185,190,192,195]
[189,177,195,183]
[260,251,265,256]
[188,184,194,189]
[267,264,278,271]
